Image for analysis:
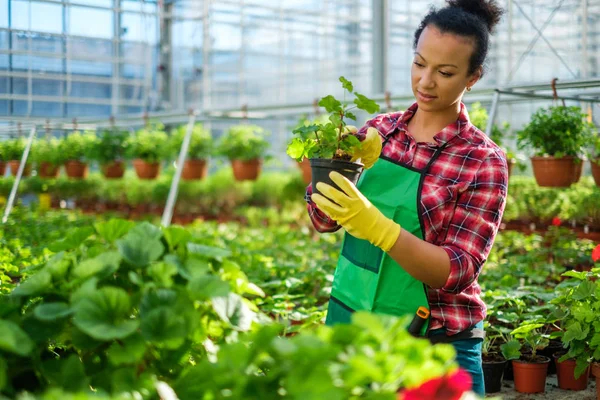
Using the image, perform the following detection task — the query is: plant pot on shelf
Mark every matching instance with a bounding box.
[101,160,126,179]
[181,159,208,181]
[592,160,600,187]
[65,160,88,179]
[530,156,580,188]
[231,159,261,181]
[8,161,31,177]
[297,158,312,184]
[0,161,5,177]
[133,159,160,180]
[38,162,60,179]
[554,354,589,391]
[310,158,364,196]
[512,356,550,394]
[573,160,583,183]
[482,353,507,394]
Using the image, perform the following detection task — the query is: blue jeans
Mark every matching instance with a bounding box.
[429,321,485,397]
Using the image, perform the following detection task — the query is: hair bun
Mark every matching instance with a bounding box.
[446,0,504,32]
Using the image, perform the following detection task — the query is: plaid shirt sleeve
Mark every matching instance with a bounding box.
[439,150,508,294]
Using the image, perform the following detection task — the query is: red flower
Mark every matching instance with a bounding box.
[592,244,600,263]
[552,217,562,226]
[399,368,472,400]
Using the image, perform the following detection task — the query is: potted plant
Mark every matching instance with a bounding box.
[482,324,509,394]
[126,122,169,180]
[4,137,31,177]
[217,124,270,181]
[31,137,62,178]
[517,105,594,187]
[588,133,600,187]
[502,322,550,394]
[170,123,213,180]
[58,131,98,179]
[286,76,379,195]
[291,114,330,184]
[89,129,129,179]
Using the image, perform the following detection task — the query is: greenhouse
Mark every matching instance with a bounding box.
[1,0,600,399]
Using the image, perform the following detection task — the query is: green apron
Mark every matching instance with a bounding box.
[325,144,448,336]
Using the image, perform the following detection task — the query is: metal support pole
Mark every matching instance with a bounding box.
[372,0,387,95]
[3,126,37,223]
[485,91,500,137]
[161,111,197,227]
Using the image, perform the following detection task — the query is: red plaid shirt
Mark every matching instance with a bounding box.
[306,102,508,335]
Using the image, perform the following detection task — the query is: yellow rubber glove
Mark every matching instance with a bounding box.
[311,171,401,252]
[348,126,382,169]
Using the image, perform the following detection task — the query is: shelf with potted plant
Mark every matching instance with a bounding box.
[4,137,31,177]
[217,124,270,181]
[170,123,213,181]
[517,105,595,188]
[89,128,130,179]
[31,137,62,179]
[286,76,380,195]
[58,130,98,179]
[126,122,170,180]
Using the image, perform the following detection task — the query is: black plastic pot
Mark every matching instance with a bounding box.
[483,359,507,393]
[538,340,563,375]
[310,158,364,197]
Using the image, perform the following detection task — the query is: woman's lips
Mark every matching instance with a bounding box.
[417,91,437,102]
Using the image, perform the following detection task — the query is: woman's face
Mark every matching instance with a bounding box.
[411,25,481,113]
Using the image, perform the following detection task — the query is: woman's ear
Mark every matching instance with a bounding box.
[467,66,483,88]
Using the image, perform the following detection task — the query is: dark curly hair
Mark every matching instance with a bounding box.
[413,0,505,76]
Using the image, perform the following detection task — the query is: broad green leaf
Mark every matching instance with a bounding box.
[353,92,380,114]
[69,277,98,306]
[95,219,135,243]
[34,302,73,321]
[574,357,590,379]
[500,339,521,360]
[72,251,122,280]
[292,124,320,137]
[73,287,139,341]
[329,113,343,128]
[573,280,596,300]
[339,76,353,93]
[107,333,147,366]
[139,289,178,317]
[117,233,164,268]
[48,226,95,252]
[187,243,231,260]
[148,262,178,287]
[345,111,357,121]
[319,95,342,113]
[188,275,230,300]
[563,322,589,344]
[561,270,589,280]
[286,138,307,161]
[130,222,163,241]
[212,293,256,331]
[141,307,187,348]
[42,354,89,393]
[22,314,66,344]
[594,346,600,361]
[45,253,72,281]
[0,357,6,391]
[11,270,52,297]
[590,333,600,348]
[511,323,544,335]
[163,226,192,252]
[0,320,34,356]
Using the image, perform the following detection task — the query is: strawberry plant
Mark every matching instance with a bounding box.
[217,124,269,161]
[169,123,213,160]
[88,129,129,165]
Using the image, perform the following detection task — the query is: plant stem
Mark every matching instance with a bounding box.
[313,130,321,146]
[337,111,344,152]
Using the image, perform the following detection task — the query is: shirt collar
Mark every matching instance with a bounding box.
[399,102,472,146]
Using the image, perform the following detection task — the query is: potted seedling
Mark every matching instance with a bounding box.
[291,114,330,184]
[286,76,380,196]
[217,124,270,181]
[5,137,31,177]
[89,129,129,179]
[482,324,510,393]
[31,137,63,178]
[126,122,169,180]
[170,123,213,181]
[58,130,98,179]
[517,105,594,187]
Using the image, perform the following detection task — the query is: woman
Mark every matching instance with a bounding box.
[306,0,507,396]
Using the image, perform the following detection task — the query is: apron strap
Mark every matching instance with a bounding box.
[427,327,486,344]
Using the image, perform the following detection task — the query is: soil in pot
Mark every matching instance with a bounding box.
[530,156,580,187]
[592,160,600,187]
[181,159,208,181]
[538,339,563,374]
[133,159,161,180]
[9,161,31,177]
[101,161,126,179]
[554,354,589,391]
[512,355,550,394]
[65,161,88,179]
[38,162,59,178]
[482,353,507,393]
[310,158,364,197]
[231,159,261,181]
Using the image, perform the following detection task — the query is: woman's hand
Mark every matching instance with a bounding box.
[343,125,382,169]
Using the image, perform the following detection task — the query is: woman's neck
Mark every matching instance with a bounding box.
[407,103,461,143]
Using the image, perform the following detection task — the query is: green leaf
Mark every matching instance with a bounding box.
[73,287,139,341]
[45,253,73,282]
[139,289,178,317]
[130,222,163,241]
[11,270,52,297]
[72,251,122,280]
[339,76,354,93]
[353,92,380,114]
[148,262,178,287]
[345,111,357,121]
[511,323,544,335]
[187,243,231,260]
[329,113,342,128]
[0,320,34,356]
[500,339,521,360]
[34,302,73,321]
[60,354,89,392]
[561,270,589,280]
[292,124,320,137]
[212,293,256,331]
[163,226,192,252]
[95,219,135,243]
[573,280,596,300]
[563,322,589,344]
[107,333,147,366]
[0,357,6,391]
[590,333,600,348]
[286,138,307,161]
[117,233,164,268]
[69,277,98,305]
[141,307,187,349]
[187,275,230,300]
[574,357,590,379]
[48,226,95,252]
[318,95,342,113]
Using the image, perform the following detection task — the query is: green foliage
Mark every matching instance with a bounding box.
[217,124,270,161]
[87,129,129,165]
[509,323,549,359]
[31,139,62,166]
[169,123,213,160]
[3,138,27,161]
[58,131,98,163]
[287,76,379,162]
[125,123,170,163]
[517,105,596,157]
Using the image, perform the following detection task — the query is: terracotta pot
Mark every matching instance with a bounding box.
[538,339,563,374]
[0,161,5,177]
[38,162,59,179]
[554,355,589,391]
[65,160,88,179]
[133,159,160,180]
[297,158,312,184]
[8,160,31,177]
[231,159,261,181]
[181,159,208,181]
[101,161,126,179]
[530,156,580,187]
[592,160,600,187]
[592,363,600,400]
[573,160,583,183]
[512,357,550,393]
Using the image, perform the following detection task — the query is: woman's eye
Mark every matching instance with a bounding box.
[439,71,453,77]
[413,62,424,67]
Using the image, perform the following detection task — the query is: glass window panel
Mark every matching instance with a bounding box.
[121,12,158,44]
[12,32,63,54]
[67,37,112,59]
[68,6,113,39]
[121,0,157,14]
[12,1,63,34]
[12,78,28,95]
[68,81,111,98]
[32,79,63,96]
[0,100,7,116]
[72,0,112,7]
[31,101,62,117]
[0,0,7,28]
[0,76,7,93]
[68,60,111,76]
[121,42,151,63]
[211,24,241,51]
[66,103,111,117]
[121,63,147,79]
[0,54,7,68]
[12,100,30,116]
[12,55,63,73]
